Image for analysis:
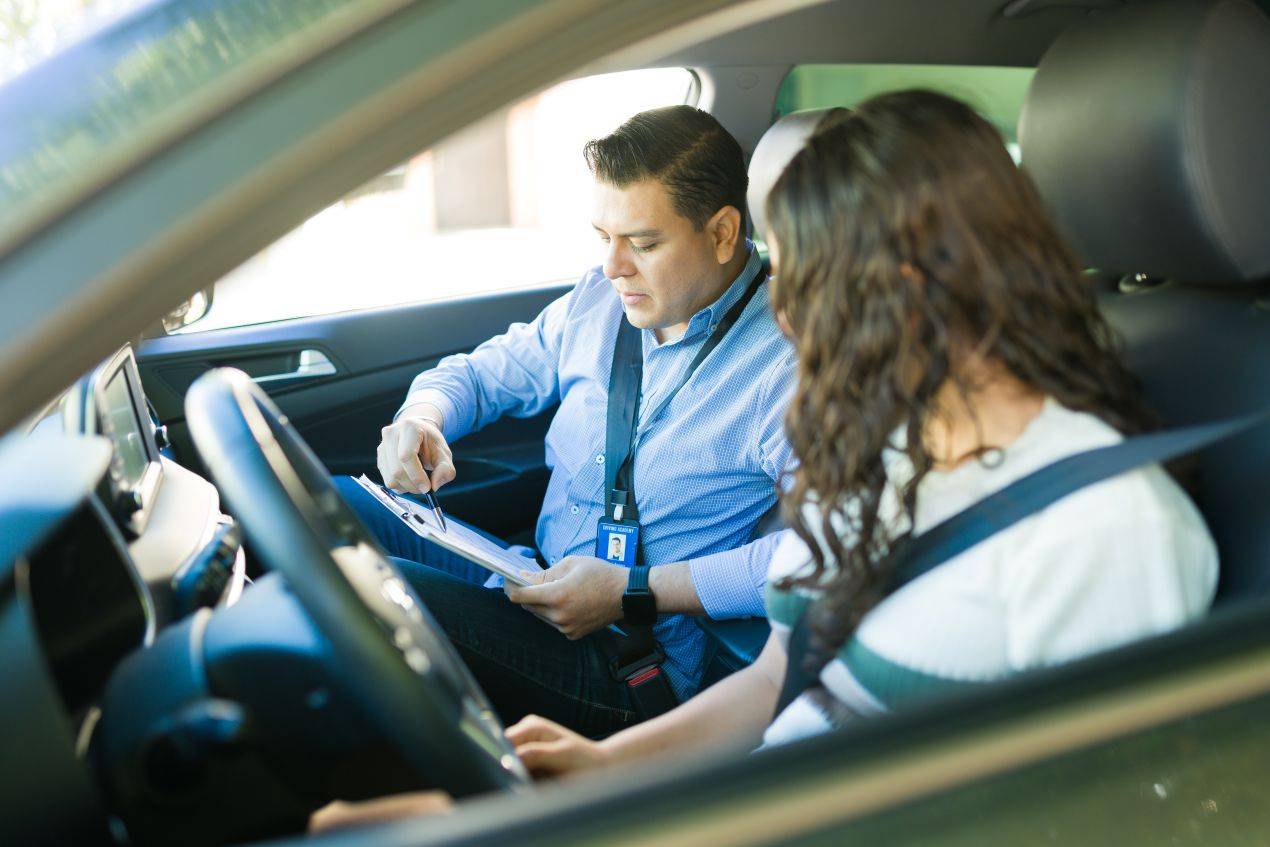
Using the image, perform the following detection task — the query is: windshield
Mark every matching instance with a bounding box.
[0,0,408,255]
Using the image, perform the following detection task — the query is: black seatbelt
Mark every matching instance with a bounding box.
[775,406,1270,717]
[605,271,768,519]
[606,264,766,719]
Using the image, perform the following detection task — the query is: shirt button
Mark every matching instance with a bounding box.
[549,557,557,564]
[595,454,604,464]
[570,504,580,515]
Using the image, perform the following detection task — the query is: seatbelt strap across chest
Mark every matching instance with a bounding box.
[605,271,766,523]
[604,265,766,718]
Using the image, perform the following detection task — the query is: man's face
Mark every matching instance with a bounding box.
[592,178,733,336]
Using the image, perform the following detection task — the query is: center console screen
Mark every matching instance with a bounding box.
[101,370,150,492]
[90,346,162,534]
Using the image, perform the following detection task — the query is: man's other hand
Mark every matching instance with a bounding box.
[504,556,627,639]
[378,407,455,495]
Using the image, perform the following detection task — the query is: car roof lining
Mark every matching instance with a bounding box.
[599,0,1091,72]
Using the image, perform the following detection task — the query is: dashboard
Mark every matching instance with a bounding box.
[3,342,468,846]
[64,345,247,623]
[0,344,248,842]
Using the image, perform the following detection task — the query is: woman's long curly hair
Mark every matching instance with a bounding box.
[765,90,1152,667]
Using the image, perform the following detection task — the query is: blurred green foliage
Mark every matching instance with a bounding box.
[775,64,1036,145]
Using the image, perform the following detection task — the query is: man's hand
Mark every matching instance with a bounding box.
[377,406,455,494]
[506,715,611,778]
[505,556,628,640]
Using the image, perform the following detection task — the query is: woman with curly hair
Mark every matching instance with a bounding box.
[314,93,1219,822]
[751,88,1219,744]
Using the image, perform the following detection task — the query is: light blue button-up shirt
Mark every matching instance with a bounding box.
[399,247,795,699]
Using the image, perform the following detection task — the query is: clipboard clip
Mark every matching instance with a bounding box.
[378,483,435,529]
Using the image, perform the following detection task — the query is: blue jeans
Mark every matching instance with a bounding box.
[333,476,636,737]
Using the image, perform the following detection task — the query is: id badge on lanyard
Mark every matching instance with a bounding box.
[596,513,640,566]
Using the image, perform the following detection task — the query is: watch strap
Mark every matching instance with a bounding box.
[622,565,656,626]
[626,564,651,593]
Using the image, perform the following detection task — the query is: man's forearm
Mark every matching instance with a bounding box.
[648,561,705,615]
[647,534,779,617]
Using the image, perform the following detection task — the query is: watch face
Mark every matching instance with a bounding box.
[622,591,657,626]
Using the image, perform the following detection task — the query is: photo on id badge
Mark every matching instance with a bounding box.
[607,533,626,562]
[596,519,638,567]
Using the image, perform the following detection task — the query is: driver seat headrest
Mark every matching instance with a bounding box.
[747,107,849,238]
[1019,0,1270,285]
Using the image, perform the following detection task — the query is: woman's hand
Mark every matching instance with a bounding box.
[506,714,613,777]
[309,791,452,833]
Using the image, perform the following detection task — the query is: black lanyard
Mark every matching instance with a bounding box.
[604,266,766,526]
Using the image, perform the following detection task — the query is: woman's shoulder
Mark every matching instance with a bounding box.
[990,397,1122,476]
[970,399,1211,546]
[1018,400,1212,541]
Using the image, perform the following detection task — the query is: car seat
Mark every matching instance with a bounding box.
[1019,0,1270,602]
[697,107,847,682]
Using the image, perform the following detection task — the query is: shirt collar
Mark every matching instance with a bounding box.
[680,241,762,341]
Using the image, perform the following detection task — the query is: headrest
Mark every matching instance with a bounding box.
[747,108,848,237]
[1019,0,1270,285]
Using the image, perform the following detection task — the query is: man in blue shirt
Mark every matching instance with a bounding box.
[337,105,794,737]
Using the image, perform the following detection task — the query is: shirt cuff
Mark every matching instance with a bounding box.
[689,544,768,620]
[396,388,464,442]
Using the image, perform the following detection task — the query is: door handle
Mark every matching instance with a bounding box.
[251,349,338,384]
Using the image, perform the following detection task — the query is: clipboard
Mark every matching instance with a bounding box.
[352,474,543,587]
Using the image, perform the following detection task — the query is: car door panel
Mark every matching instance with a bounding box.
[136,284,571,539]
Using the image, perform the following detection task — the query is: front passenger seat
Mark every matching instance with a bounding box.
[697,106,849,683]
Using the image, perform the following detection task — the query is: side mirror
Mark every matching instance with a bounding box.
[161,287,215,334]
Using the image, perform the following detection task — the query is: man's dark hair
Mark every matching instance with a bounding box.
[584,105,747,230]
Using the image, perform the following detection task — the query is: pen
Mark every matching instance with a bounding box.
[378,482,445,532]
[423,490,448,533]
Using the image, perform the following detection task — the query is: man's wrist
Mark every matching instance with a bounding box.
[609,563,630,623]
[645,561,704,616]
[401,401,445,432]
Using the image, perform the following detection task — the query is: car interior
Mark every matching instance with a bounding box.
[2,0,1270,845]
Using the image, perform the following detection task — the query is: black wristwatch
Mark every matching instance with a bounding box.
[621,565,657,626]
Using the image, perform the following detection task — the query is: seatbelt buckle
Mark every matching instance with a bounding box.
[608,644,667,684]
[609,647,678,718]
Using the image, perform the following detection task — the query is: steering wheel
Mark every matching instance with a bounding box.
[185,367,529,797]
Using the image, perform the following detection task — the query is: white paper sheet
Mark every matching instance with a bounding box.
[352,474,542,587]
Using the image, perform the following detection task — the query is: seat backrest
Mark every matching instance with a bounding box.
[1019,0,1270,602]
[699,108,853,675]
[746,106,849,238]
[744,107,853,540]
